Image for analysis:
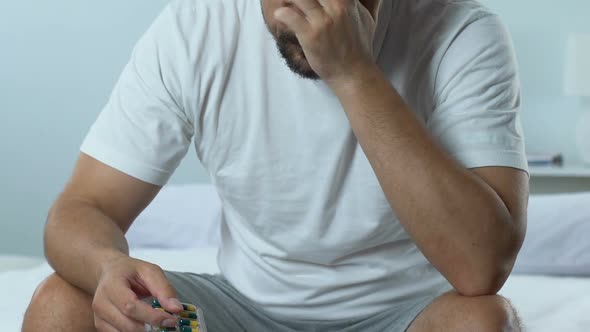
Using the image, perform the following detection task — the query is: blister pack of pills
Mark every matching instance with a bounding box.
[145,299,207,332]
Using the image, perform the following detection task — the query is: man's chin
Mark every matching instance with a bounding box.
[284,58,320,81]
[276,35,320,80]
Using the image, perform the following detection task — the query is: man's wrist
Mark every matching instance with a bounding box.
[92,248,129,286]
[326,62,384,98]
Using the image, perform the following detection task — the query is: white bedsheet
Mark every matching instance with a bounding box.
[2,249,589,331]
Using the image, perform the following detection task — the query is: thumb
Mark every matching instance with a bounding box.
[140,263,183,313]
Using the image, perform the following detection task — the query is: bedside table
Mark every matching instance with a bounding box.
[529,164,590,194]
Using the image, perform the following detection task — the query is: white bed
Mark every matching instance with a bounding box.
[1,248,589,331]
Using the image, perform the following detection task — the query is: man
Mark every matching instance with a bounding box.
[23,0,529,331]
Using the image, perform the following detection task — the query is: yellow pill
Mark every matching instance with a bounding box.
[178,318,199,327]
[178,311,198,319]
[182,303,197,312]
[180,326,199,332]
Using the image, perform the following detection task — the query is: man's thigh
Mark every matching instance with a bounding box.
[165,272,294,332]
[407,291,523,332]
[166,271,440,332]
[22,273,95,331]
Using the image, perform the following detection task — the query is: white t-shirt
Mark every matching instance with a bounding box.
[81,0,528,320]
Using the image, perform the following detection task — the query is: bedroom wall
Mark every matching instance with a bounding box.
[0,0,589,257]
[479,0,590,164]
[0,0,209,257]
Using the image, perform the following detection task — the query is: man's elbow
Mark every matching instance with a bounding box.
[453,217,525,296]
[451,262,513,296]
[450,242,521,296]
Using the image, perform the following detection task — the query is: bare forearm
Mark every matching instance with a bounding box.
[330,65,519,294]
[44,197,130,295]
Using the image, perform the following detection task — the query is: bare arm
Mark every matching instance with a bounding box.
[331,65,528,296]
[45,152,160,294]
[273,0,528,296]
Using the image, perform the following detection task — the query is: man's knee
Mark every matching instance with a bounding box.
[23,273,94,330]
[31,273,62,300]
[409,292,523,332]
[468,295,522,332]
[29,273,80,306]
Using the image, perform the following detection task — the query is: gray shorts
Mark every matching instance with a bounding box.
[165,271,436,332]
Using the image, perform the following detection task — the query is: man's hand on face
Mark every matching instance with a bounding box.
[274,0,381,86]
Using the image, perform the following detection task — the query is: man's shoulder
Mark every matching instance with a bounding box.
[161,0,254,44]
[383,0,512,115]
[393,0,508,59]
[150,0,253,54]
[404,0,498,33]
[410,0,494,18]
[167,0,250,17]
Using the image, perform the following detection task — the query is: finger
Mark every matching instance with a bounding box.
[106,282,173,325]
[317,0,349,16]
[123,298,178,328]
[138,263,184,313]
[274,7,311,36]
[94,317,120,332]
[286,0,325,21]
[94,298,144,332]
[100,271,175,328]
[128,277,152,298]
[108,282,176,327]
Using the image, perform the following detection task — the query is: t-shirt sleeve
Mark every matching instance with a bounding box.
[81,4,194,186]
[427,14,528,174]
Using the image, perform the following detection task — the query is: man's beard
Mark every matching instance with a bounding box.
[275,31,320,80]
